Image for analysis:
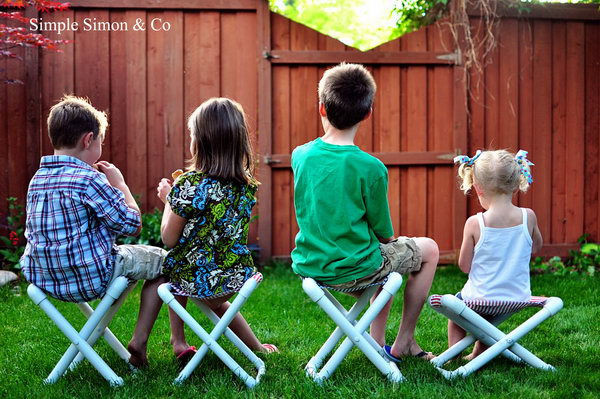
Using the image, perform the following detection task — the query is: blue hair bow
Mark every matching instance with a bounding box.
[515,149,534,184]
[453,150,481,166]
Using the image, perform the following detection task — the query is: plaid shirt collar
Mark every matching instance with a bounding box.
[40,155,95,172]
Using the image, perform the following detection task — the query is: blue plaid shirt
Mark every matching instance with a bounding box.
[21,156,141,302]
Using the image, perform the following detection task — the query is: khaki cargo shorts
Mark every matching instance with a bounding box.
[328,237,422,291]
[109,244,166,283]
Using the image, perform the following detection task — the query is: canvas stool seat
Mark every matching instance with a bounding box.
[302,272,405,384]
[27,276,138,386]
[428,294,563,379]
[157,273,266,388]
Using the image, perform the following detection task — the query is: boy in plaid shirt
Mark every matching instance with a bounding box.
[22,96,166,367]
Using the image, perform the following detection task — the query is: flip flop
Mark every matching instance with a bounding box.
[383,345,402,363]
[262,343,279,353]
[176,346,197,367]
[414,350,435,360]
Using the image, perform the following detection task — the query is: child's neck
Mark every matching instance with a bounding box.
[54,148,92,166]
[320,118,358,146]
[482,193,515,213]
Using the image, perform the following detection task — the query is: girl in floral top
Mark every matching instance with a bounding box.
[157,98,278,361]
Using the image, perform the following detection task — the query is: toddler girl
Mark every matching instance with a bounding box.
[450,149,543,359]
[157,98,278,362]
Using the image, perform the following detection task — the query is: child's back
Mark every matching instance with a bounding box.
[292,138,393,284]
[22,155,139,302]
[461,208,532,301]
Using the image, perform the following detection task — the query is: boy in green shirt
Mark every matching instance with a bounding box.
[291,63,439,360]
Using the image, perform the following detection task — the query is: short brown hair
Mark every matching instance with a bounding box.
[318,63,376,130]
[47,95,108,149]
[188,98,256,185]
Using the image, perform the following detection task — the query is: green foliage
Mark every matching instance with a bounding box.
[269,0,403,51]
[0,197,25,270]
[531,235,600,277]
[117,208,166,249]
[390,0,449,38]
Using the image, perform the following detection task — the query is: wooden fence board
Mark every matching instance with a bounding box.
[565,22,585,243]
[584,23,600,242]
[517,20,534,211]
[0,57,8,219]
[551,21,566,243]
[531,20,553,240]
[7,51,28,203]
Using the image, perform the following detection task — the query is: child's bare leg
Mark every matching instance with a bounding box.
[203,295,268,352]
[369,287,392,346]
[128,276,167,367]
[389,237,438,360]
[464,341,488,360]
[169,295,190,356]
[448,319,466,348]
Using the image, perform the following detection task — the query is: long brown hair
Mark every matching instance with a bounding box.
[187,97,256,185]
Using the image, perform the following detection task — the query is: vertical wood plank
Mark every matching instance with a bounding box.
[584,23,600,241]
[532,20,553,240]
[40,9,75,156]
[74,10,111,160]
[468,18,485,217]
[518,20,534,210]
[551,21,566,243]
[25,7,41,182]
[6,49,28,203]
[375,39,401,234]
[0,56,7,217]
[498,19,519,151]
[429,24,454,251]
[109,11,128,181]
[403,28,428,237]
[257,2,273,258]
[564,22,585,243]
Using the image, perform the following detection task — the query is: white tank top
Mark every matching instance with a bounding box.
[461,208,532,301]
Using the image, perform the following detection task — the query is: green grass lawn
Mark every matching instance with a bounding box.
[1,265,598,399]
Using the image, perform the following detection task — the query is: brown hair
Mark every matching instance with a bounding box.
[187,98,256,185]
[458,149,531,195]
[47,95,108,149]
[318,63,376,130]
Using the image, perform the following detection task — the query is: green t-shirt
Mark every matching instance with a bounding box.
[291,138,394,284]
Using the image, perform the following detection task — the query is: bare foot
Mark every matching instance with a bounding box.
[127,341,148,368]
[258,343,279,353]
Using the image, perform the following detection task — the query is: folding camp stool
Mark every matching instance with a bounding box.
[302,272,404,384]
[157,273,266,388]
[428,294,563,379]
[27,276,138,386]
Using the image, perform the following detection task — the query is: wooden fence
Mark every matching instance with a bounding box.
[1,0,598,263]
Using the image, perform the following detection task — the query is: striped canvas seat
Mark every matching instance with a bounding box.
[312,276,387,293]
[429,295,548,316]
[427,293,563,379]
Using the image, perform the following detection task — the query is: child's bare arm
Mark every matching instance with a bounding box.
[160,203,186,248]
[458,216,478,273]
[157,177,186,248]
[527,209,543,254]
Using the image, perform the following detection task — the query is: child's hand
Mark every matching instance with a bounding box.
[95,161,126,188]
[157,178,173,204]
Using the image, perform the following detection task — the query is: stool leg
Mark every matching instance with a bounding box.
[34,296,123,386]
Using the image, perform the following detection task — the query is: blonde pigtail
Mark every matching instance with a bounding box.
[458,163,474,194]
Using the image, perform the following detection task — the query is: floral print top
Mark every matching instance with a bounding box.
[163,171,257,298]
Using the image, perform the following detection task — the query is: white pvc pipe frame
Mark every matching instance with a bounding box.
[27,276,136,387]
[302,272,405,384]
[429,294,563,379]
[157,279,266,388]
